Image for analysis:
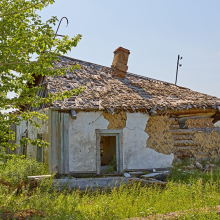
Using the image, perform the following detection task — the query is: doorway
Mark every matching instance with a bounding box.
[96,129,123,174]
[100,136,116,173]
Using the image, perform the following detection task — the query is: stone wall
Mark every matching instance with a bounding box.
[147,115,220,160]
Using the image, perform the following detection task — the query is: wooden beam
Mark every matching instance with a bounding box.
[51,111,58,173]
[63,113,69,174]
[177,112,216,119]
[48,109,52,173]
[60,113,64,174]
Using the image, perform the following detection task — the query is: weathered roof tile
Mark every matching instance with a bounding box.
[47,56,220,111]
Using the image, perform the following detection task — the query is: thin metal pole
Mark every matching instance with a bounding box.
[55,17,68,36]
[175,55,180,85]
[49,17,69,51]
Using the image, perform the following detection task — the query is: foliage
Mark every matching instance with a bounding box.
[1,180,220,219]
[105,156,117,174]
[0,154,48,186]
[0,157,220,219]
[0,0,82,150]
[143,170,149,175]
[181,158,191,166]
[167,164,220,185]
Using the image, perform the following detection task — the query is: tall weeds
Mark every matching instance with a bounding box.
[0,154,48,186]
[1,179,220,219]
[1,155,220,219]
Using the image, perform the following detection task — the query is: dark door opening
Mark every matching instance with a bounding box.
[100,136,117,173]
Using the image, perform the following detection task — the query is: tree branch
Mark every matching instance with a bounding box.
[0,0,48,18]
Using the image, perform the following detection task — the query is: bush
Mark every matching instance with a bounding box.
[0,154,48,186]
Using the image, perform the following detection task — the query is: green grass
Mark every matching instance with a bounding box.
[1,178,220,219]
[167,166,220,184]
[1,155,220,219]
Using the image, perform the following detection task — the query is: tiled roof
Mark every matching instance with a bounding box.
[46,56,220,112]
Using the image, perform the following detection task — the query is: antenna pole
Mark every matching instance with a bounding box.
[175,55,179,85]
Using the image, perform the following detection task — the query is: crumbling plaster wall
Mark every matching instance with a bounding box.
[123,113,174,170]
[15,109,49,163]
[69,111,174,173]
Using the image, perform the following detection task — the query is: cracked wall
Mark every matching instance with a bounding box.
[123,113,174,170]
[145,115,174,155]
[69,111,174,172]
[103,111,126,129]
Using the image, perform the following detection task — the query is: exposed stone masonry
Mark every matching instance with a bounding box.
[103,111,127,129]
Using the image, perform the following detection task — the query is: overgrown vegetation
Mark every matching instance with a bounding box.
[1,155,220,219]
[1,177,220,219]
[0,154,48,187]
[105,156,117,174]
[169,158,220,184]
[1,146,217,218]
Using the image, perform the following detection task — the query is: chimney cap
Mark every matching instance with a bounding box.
[113,47,130,54]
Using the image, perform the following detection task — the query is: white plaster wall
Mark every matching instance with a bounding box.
[69,111,174,173]
[123,113,174,170]
[69,112,109,172]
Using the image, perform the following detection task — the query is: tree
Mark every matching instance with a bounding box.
[0,0,82,150]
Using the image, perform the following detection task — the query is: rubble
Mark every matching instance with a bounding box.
[195,162,203,169]
[27,175,52,180]
[140,170,170,183]
[129,178,167,186]
[129,172,144,177]
[204,163,215,172]
[124,173,131,178]
[141,173,160,179]
[182,164,195,170]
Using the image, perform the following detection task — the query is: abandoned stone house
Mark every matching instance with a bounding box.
[14,47,220,174]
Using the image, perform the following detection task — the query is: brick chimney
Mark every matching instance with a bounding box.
[111,47,130,79]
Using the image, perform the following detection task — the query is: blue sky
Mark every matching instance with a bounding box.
[39,0,220,97]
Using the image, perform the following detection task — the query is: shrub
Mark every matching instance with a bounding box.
[0,154,48,186]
